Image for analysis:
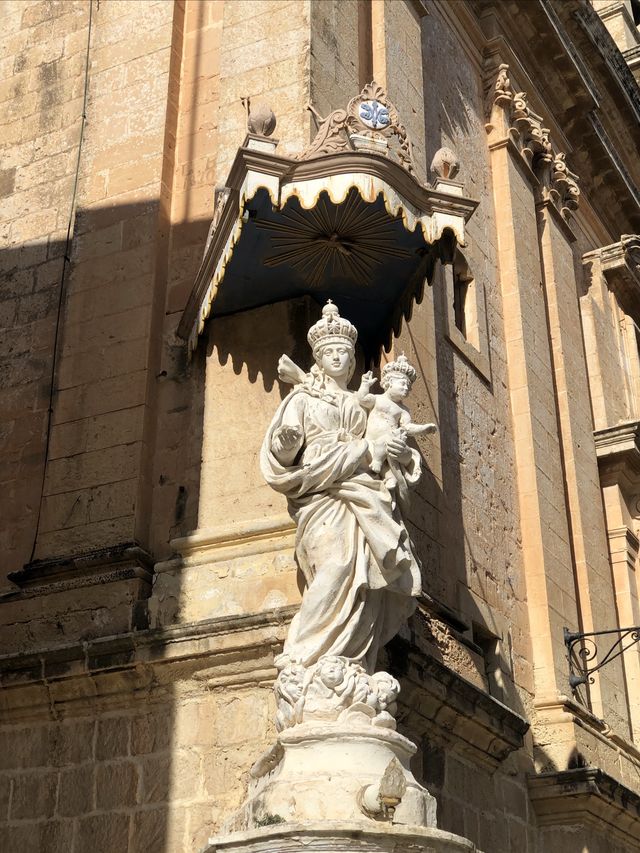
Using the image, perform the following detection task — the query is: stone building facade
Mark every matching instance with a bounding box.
[2,0,640,851]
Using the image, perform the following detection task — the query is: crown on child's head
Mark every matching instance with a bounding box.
[307,300,358,356]
[381,353,417,387]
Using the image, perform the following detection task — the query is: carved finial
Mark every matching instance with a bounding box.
[242,96,277,137]
[430,147,460,181]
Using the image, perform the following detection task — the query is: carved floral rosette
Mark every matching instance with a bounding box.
[274,655,401,732]
[298,81,417,176]
[485,62,580,219]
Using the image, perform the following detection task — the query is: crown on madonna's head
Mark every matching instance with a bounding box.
[307,300,358,356]
[381,353,417,387]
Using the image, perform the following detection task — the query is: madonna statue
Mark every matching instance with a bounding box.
[260,300,424,676]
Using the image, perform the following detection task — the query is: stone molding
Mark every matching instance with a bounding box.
[540,0,603,104]
[624,43,640,71]
[588,112,640,211]
[574,2,640,124]
[484,62,580,220]
[4,542,154,598]
[388,637,529,769]
[0,609,295,723]
[594,419,640,489]
[0,611,528,771]
[528,767,640,847]
[167,514,295,566]
[596,234,640,319]
[203,821,481,853]
[533,694,640,784]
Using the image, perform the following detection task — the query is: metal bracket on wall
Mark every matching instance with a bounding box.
[564,625,640,690]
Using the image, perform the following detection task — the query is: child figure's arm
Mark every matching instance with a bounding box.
[398,409,437,436]
[355,371,378,410]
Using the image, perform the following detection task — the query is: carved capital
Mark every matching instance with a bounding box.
[485,62,580,219]
[549,151,580,218]
[484,61,512,120]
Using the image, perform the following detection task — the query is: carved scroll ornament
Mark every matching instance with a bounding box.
[485,63,580,219]
[298,81,417,176]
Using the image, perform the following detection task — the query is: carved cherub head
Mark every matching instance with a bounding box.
[317,655,347,689]
[371,671,400,713]
[276,662,306,703]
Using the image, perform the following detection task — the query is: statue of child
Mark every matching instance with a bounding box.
[357,354,437,477]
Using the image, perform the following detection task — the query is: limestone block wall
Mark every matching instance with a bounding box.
[3,0,640,851]
[0,0,181,575]
[0,1,92,582]
[413,3,530,708]
[0,652,276,853]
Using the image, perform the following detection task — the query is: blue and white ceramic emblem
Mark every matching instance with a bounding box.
[358,99,390,130]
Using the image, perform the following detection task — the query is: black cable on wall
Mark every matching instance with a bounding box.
[27,0,94,565]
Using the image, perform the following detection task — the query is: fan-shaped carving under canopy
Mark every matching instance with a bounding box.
[178,145,477,363]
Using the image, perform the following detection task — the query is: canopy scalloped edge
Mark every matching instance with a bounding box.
[188,172,469,357]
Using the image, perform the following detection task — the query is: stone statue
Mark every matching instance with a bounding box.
[248,304,438,829]
[261,300,426,683]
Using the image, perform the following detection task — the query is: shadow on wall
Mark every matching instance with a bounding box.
[0,197,211,851]
[0,200,209,583]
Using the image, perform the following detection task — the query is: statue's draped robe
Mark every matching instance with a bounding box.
[261,384,422,672]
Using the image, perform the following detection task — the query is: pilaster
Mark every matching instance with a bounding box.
[485,63,579,703]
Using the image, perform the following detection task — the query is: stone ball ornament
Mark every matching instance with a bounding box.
[247,103,277,137]
[430,146,460,181]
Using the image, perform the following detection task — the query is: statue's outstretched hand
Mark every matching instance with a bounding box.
[272,425,303,465]
[274,425,302,450]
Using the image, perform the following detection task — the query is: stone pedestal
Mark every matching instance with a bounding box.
[228,723,436,830]
[202,822,481,853]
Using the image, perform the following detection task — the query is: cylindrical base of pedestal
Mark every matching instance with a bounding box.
[235,724,436,830]
[202,821,482,853]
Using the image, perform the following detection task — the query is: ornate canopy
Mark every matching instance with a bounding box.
[177,83,478,362]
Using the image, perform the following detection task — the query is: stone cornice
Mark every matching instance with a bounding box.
[594,420,640,489]
[388,636,530,769]
[596,234,640,319]
[0,610,529,770]
[4,542,154,598]
[541,0,603,104]
[588,113,640,212]
[477,0,640,236]
[0,609,296,723]
[574,1,640,124]
[528,767,640,846]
